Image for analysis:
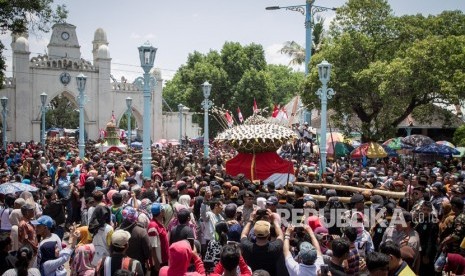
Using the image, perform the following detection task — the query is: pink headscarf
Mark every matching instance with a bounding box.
[71,244,95,276]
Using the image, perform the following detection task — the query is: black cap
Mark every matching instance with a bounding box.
[402,211,412,223]
[325,189,337,198]
[350,193,364,204]
[243,191,254,198]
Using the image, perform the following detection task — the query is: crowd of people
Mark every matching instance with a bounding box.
[0,137,463,276]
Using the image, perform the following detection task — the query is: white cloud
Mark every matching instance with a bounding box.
[130,33,141,39]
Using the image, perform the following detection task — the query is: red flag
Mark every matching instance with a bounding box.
[253,98,258,113]
[272,104,280,118]
[225,111,233,127]
[237,107,244,123]
[111,111,116,123]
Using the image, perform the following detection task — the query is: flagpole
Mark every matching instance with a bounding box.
[211,113,228,130]
[229,110,239,125]
[212,107,228,129]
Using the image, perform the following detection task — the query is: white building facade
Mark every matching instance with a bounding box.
[1,23,200,142]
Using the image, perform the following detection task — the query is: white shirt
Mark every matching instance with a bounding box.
[1,207,12,230]
[92,224,113,266]
[285,255,324,276]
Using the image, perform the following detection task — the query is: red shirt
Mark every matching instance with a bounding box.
[148,219,169,264]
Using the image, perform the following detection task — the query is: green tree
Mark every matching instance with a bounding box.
[46,95,79,129]
[118,113,137,131]
[302,0,465,141]
[163,42,303,137]
[0,0,67,87]
[453,125,465,147]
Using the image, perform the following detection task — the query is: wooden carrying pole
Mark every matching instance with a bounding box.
[293,182,405,199]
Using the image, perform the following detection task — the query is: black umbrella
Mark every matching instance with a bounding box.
[401,135,434,148]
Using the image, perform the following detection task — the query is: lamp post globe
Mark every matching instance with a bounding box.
[138,41,157,178]
[0,97,8,110]
[126,97,133,147]
[0,97,7,151]
[317,60,332,83]
[40,93,48,149]
[201,81,213,159]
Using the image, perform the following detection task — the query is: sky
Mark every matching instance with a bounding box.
[3,0,465,84]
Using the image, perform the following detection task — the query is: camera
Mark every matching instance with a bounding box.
[256,209,267,220]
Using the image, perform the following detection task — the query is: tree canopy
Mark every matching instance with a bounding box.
[0,0,67,87]
[46,95,78,129]
[163,42,304,137]
[302,0,465,141]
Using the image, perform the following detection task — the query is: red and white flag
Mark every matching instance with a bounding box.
[277,106,288,121]
[111,111,116,123]
[237,107,244,123]
[272,104,280,118]
[99,129,106,139]
[225,111,233,128]
[253,98,258,114]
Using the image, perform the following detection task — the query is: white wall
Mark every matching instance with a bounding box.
[162,112,201,140]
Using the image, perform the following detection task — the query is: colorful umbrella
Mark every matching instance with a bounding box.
[382,145,398,157]
[0,182,38,194]
[454,147,465,158]
[326,132,344,143]
[413,143,460,156]
[383,137,412,150]
[350,142,388,159]
[401,135,434,148]
[327,142,354,158]
[436,141,455,148]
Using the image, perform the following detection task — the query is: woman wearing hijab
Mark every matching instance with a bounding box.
[39,226,78,276]
[88,205,114,266]
[9,202,24,255]
[76,226,92,247]
[19,191,42,217]
[71,244,96,276]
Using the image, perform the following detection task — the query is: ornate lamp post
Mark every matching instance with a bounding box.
[201,81,213,159]
[40,92,48,149]
[76,73,87,159]
[316,60,335,178]
[178,103,184,145]
[183,106,190,142]
[1,97,8,151]
[126,97,133,146]
[266,0,336,75]
[135,41,157,178]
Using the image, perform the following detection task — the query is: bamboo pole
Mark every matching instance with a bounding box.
[293,182,405,199]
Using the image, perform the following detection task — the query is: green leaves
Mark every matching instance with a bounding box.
[303,0,465,141]
[163,42,303,137]
[46,95,78,129]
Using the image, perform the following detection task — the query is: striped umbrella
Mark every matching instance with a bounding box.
[436,141,455,148]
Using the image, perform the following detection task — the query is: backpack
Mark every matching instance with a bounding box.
[111,207,123,227]
[102,256,139,276]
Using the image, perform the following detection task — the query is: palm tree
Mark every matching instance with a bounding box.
[279,16,326,66]
[280,41,305,66]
